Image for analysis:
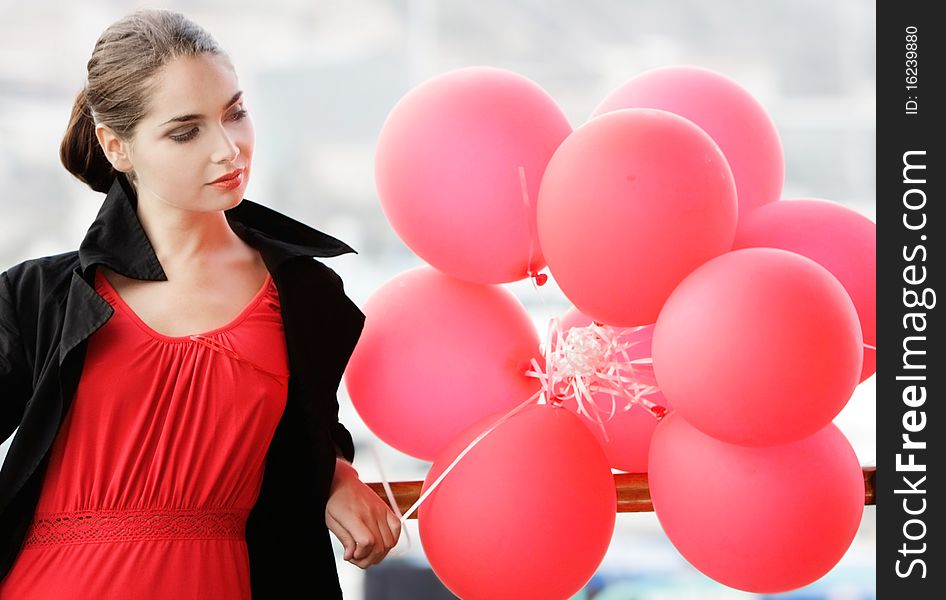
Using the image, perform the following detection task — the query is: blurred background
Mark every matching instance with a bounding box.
[1,0,875,598]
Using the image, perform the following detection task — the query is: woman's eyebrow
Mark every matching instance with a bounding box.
[159,91,243,125]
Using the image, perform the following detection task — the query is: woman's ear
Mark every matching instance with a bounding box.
[95,123,134,173]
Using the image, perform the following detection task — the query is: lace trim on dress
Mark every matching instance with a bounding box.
[23,507,250,548]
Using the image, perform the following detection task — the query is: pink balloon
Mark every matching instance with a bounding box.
[591,66,784,221]
[375,67,572,284]
[652,248,863,446]
[649,413,865,593]
[419,403,616,599]
[537,108,737,326]
[559,307,668,472]
[344,266,541,460]
[734,198,876,382]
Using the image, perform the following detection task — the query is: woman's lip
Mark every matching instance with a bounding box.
[210,170,244,190]
[210,168,243,184]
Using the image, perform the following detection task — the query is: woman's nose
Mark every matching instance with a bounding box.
[212,125,241,163]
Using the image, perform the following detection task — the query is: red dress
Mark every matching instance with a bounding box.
[0,269,289,599]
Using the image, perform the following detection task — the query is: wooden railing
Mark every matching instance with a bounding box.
[367,466,877,518]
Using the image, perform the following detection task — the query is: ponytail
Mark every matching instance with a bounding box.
[59,87,117,194]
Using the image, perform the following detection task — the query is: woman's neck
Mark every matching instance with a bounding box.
[135,195,243,272]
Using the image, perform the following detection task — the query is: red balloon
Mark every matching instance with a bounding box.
[344,266,541,460]
[559,307,668,472]
[375,66,572,284]
[734,198,876,382]
[649,413,865,593]
[419,403,616,599]
[652,248,862,446]
[537,108,737,326]
[591,66,784,222]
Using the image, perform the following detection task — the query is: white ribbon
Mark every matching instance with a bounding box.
[397,390,542,523]
[524,317,666,444]
[374,316,666,532]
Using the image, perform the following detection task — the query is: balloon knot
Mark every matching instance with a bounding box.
[649,404,670,420]
[525,318,667,430]
[533,272,548,286]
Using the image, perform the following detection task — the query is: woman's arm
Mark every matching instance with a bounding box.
[325,457,402,569]
[0,270,32,441]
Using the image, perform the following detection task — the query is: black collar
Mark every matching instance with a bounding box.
[78,173,356,280]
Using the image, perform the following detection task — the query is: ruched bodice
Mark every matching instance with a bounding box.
[0,269,289,599]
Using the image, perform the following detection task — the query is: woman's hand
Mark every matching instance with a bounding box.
[325,457,402,569]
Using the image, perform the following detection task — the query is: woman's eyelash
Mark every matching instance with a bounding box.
[170,129,198,143]
[170,108,249,143]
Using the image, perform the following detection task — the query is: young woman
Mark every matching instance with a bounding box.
[0,8,399,599]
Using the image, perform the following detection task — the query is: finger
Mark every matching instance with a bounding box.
[366,520,391,564]
[353,547,380,570]
[326,513,357,561]
[387,512,403,544]
[359,546,385,569]
[376,515,396,550]
[348,522,378,561]
[354,557,372,570]
[353,539,374,561]
[381,513,402,552]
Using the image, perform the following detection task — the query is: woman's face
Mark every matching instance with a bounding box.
[121,53,255,213]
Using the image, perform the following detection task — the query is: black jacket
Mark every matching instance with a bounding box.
[0,173,365,598]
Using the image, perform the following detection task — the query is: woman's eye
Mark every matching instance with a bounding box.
[171,128,198,143]
[170,109,248,143]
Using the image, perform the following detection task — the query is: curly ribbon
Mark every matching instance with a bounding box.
[380,317,665,528]
[525,318,667,442]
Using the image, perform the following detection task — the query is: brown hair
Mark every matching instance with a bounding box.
[60,9,232,193]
